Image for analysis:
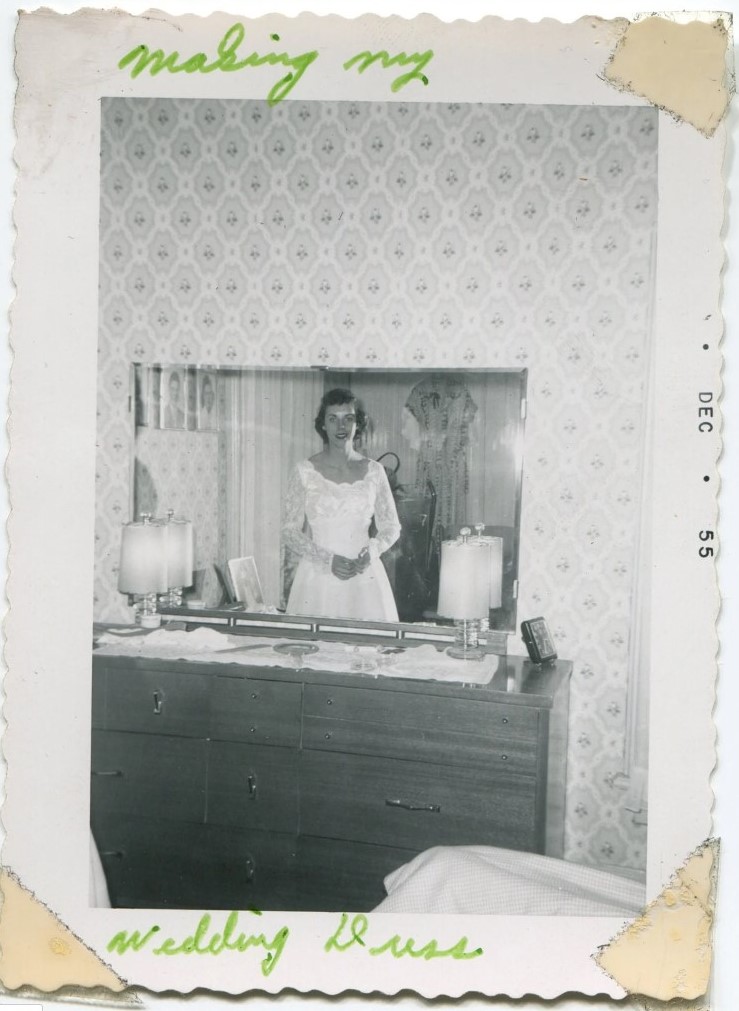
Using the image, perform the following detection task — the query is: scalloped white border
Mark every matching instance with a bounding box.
[0,1,727,1002]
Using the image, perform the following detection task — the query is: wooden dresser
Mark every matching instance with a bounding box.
[90,650,570,911]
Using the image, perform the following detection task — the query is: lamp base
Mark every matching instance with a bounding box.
[445,643,485,661]
[446,618,486,661]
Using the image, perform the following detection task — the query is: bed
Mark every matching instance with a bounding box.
[373,845,645,918]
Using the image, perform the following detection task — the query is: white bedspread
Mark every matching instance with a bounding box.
[374,846,645,917]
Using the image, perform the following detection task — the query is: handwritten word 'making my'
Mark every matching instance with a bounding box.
[117,23,433,104]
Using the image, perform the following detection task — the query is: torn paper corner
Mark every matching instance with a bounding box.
[0,868,128,995]
[604,16,733,137]
[593,838,719,1001]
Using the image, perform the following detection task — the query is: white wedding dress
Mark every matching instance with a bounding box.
[283,459,401,621]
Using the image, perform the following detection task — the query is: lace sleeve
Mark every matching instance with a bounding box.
[282,464,333,569]
[368,463,401,559]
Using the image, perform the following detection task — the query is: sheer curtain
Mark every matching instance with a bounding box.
[223,370,324,608]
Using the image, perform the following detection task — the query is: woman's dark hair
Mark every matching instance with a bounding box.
[314,388,368,443]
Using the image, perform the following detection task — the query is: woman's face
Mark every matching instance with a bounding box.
[324,403,357,447]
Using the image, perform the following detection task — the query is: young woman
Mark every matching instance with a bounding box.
[282,388,400,620]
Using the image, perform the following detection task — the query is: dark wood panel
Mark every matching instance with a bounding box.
[296,836,417,912]
[91,730,206,823]
[200,824,298,911]
[210,676,301,746]
[207,741,299,832]
[300,751,539,853]
[302,715,537,775]
[92,815,297,910]
[303,683,538,737]
[104,666,209,738]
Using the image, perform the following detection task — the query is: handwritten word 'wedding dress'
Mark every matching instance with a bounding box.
[283,459,401,620]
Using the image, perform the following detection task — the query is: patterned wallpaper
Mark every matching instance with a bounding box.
[96,98,657,871]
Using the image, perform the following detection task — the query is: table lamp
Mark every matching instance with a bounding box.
[118,514,167,627]
[437,527,500,660]
[472,524,504,625]
[163,510,194,607]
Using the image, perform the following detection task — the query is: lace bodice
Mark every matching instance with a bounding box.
[283,459,401,569]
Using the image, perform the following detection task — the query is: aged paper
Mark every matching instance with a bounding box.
[3,1,730,1006]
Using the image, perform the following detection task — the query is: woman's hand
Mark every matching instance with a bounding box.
[331,554,357,580]
[354,547,371,574]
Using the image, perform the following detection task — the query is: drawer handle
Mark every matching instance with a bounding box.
[153,690,164,715]
[324,732,332,740]
[501,754,509,761]
[245,855,256,883]
[92,769,123,777]
[251,691,260,700]
[501,717,509,724]
[247,773,257,799]
[385,798,441,814]
[326,698,334,706]
[100,849,125,860]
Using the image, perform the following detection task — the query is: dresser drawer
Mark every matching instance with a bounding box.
[91,730,206,823]
[210,676,301,746]
[104,666,209,738]
[92,815,211,908]
[205,825,298,911]
[304,683,538,739]
[302,716,537,774]
[296,836,417,912]
[92,815,297,910]
[300,751,539,853]
[207,741,298,832]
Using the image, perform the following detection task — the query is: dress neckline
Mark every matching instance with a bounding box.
[306,457,372,487]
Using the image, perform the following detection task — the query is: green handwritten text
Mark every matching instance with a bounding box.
[118,23,318,105]
[118,24,434,102]
[107,910,290,977]
[324,913,483,961]
[343,49,434,92]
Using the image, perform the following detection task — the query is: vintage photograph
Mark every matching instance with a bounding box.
[159,365,188,430]
[195,366,219,431]
[227,555,265,610]
[6,7,724,1003]
[90,95,656,916]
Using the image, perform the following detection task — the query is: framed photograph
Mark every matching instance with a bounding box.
[159,365,188,431]
[133,364,149,428]
[6,4,729,1006]
[195,367,218,432]
[227,556,265,611]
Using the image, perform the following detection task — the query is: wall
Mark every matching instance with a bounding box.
[96,98,658,870]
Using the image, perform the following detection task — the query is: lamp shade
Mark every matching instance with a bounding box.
[437,539,491,620]
[164,517,194,588]
[118,520,168,594]
[475,535,504,608]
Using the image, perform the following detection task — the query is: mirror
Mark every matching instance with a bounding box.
[132,365,526,631]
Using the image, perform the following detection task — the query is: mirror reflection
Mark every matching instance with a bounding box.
[132,366,526,631]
